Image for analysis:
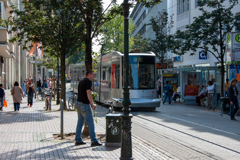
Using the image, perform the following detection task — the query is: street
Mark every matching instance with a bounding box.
[0,83,239,160]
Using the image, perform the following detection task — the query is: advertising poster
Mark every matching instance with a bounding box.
[163,74,178,88]
[185,85,199,96]
[183,72,201,97]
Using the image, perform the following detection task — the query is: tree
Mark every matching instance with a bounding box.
[77,0,162,71]
[98,14,135,53]
[148,10,175,66]
[0,0,85,109]
[175,0,240,96]
[130,34,151,53]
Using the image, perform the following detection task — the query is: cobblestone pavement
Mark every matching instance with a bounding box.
[0,89,169,160]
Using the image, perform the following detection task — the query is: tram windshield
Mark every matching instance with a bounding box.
[127,56,155,89]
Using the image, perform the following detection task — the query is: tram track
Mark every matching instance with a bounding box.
[131,113,239,160]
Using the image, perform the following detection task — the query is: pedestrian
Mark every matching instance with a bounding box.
[206,81,214,109]
[75,70,102,147]
[225,79,230,97]
[10,81,24,111]
[37,78,42,94]
[172,85,181,102]
[196,84,206,106]
[0,84,5,111]
[43,79,48,89]
[26,80,35,107]
[21,81,27,97]
[163,81,172,105]
[227,78,239,121]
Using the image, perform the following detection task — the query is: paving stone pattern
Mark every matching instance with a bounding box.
[0,90,170,160]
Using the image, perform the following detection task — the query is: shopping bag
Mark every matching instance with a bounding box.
[3,99,7,107]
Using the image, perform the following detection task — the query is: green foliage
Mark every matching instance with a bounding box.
[148,10,175,63]
[130,34,151,53]
[99,14,135,53]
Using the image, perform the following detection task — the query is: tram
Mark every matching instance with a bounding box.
[70,51,160,110]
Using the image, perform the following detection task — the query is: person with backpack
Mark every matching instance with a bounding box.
[26,80,35,107]
[11,81,24,111]
[163,81,172,105]
[0,84,5,111]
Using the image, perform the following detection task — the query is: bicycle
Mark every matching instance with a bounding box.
[68,92,77,111]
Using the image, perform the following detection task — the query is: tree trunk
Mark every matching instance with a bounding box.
[220,59,224,97]
[85,38,93,71]
[82,24,93,136]
[60,51,67,110]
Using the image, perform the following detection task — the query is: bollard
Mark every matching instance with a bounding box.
[60,99,64,139]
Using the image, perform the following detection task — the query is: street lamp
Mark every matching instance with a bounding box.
[120,0,133,160]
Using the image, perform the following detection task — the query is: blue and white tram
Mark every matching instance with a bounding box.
[70,51,160,110]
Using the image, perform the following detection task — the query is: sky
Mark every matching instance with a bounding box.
[92,0,129,53]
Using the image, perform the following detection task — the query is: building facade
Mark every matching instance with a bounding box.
[130,0,240,72]
[0,0,33,89]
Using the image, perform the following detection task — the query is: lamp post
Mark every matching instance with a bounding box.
[120,0,133,160]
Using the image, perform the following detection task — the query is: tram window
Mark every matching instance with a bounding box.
[126,56,155,89]
[111,64,120,89]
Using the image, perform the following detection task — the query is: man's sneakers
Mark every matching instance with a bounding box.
[75,141,86,146]
[91,141,102,147]
[231,118,237,121]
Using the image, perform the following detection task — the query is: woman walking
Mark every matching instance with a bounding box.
[10,81,24,111]
[26,80,35,107]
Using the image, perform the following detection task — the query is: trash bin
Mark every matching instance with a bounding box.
[105,113,121,147]
[220,97,230,114]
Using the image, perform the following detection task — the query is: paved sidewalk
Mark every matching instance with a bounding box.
[0,89,170,160]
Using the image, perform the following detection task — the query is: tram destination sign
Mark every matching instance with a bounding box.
[156,63,167,69]
[225,32,240,65]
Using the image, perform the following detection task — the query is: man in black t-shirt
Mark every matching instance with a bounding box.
[75,70,102,147]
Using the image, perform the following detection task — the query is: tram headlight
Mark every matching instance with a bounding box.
[152,91,154,94]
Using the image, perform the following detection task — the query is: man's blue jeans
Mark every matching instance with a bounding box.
[230,97,239,119]
[75,101,98,143]
[163,92,171,104]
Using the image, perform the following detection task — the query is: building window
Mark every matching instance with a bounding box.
[137,25,146,36]
[177,0,189,15]
[195,0,199,7]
